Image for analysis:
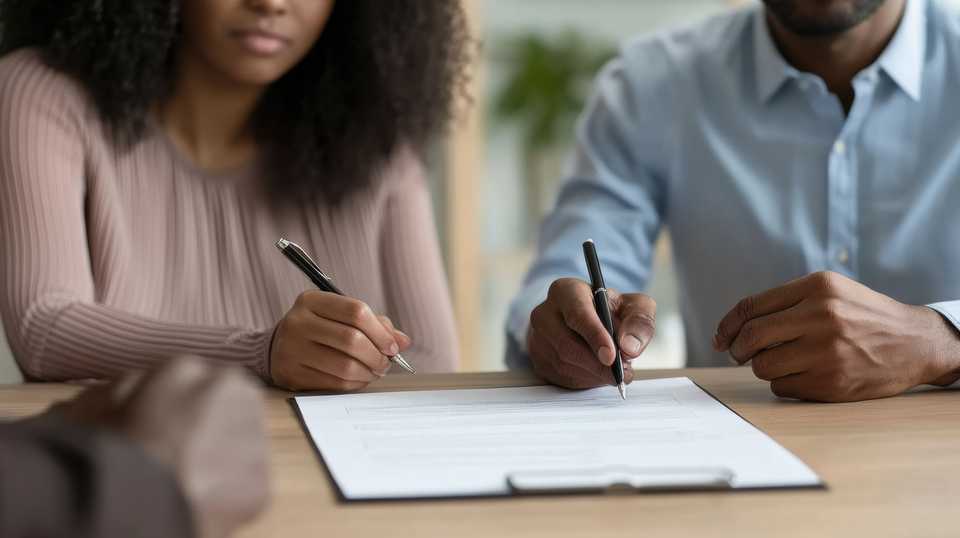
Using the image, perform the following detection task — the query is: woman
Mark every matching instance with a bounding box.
[0,0,470,390]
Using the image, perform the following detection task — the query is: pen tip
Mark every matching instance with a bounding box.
[275,238,290,251]
[585,238,594,244]
[393,354,417,374]
[618,383,627,401]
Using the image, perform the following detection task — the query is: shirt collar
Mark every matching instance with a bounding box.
[753,0,926,104]
[753,8,797,104]
[878,0,925,101]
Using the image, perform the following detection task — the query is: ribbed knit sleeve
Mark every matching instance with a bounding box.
[379,149,459,373]
[0,51,273,381]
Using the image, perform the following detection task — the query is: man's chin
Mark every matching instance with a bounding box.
[763,0,890,37]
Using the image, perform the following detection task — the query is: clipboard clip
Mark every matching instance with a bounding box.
[507,466,735,495]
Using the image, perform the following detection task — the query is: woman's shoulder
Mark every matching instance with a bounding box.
[0,47,98,122]
[324,144,429,210]
[379,144,429,195]
[302,145,430,226]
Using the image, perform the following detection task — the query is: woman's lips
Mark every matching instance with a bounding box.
[232,29,291,56]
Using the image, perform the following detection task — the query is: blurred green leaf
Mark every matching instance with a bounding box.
[493,30,616,155]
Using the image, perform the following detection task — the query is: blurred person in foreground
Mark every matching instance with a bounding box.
[508,0,960,402]
[0,0,469,391]
[0,357,268,538]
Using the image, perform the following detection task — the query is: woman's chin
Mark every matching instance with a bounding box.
[222,62,292,89]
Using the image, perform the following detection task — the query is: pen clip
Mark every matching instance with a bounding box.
[280,239,334,282]
[289,243,332,281]
[276,238,345,295]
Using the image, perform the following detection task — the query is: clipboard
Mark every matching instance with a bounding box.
[507,466,734,495]
[292,380,824,501]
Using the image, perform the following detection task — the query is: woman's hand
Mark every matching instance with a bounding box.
[269,290,412,391]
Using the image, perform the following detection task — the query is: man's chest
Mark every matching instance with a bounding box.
[664,90,960,303]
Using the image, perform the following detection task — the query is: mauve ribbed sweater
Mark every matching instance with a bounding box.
[0,49,459,381]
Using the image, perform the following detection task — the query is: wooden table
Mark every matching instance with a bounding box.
[2,368,958,538]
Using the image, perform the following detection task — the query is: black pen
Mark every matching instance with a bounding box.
[275,238,416,374]
[582,239,626,400]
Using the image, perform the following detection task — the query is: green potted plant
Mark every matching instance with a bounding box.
[493,30,615,234]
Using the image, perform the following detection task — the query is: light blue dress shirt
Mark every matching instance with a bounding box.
[507,0,960,375]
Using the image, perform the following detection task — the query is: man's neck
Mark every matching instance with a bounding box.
[157,51,265,172]
[766,0,907,112]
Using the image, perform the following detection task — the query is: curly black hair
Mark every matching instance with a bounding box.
[0,1,471,203]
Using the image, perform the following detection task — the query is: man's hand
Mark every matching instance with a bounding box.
[527,278,656,389]
[714,272,960,402]
[55,357,270,538]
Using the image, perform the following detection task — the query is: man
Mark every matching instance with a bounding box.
[0,357,269,538]
[507,0,960,402]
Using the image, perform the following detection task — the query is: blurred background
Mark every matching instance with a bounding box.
[3,0,959,381]
[432,0,960,373]
[438,0,750,373]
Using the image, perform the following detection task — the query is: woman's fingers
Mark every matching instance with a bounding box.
[299,362,371,392]
[377,315,412,351]
[297,291,400,357]
[301,344,383,383]
[289,312,390,376]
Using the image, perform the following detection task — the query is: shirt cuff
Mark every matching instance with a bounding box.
[504,279,554,370]
[927,302,960,388]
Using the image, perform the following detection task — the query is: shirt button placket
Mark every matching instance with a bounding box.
[837,247,850,266]
[828,74,875,278]
[828,137,855,275]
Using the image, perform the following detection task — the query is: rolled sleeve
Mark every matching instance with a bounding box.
[927,302,960,388]
[928,301,960,332]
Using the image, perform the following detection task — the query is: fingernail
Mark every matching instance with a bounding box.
[622,334,643,355]
[388,342,399,356]
[598,346,613,365]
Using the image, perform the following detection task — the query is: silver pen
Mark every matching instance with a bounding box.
[275,238,416,374]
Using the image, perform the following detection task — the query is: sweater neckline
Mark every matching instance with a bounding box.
[148,118,261,183]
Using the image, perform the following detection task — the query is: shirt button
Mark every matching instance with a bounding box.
[834,140,846,155]
[837,248,850,265]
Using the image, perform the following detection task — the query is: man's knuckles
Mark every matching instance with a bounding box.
[808,271,849,298]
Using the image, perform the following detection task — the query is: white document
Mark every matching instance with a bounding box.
[294,377,822,499]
